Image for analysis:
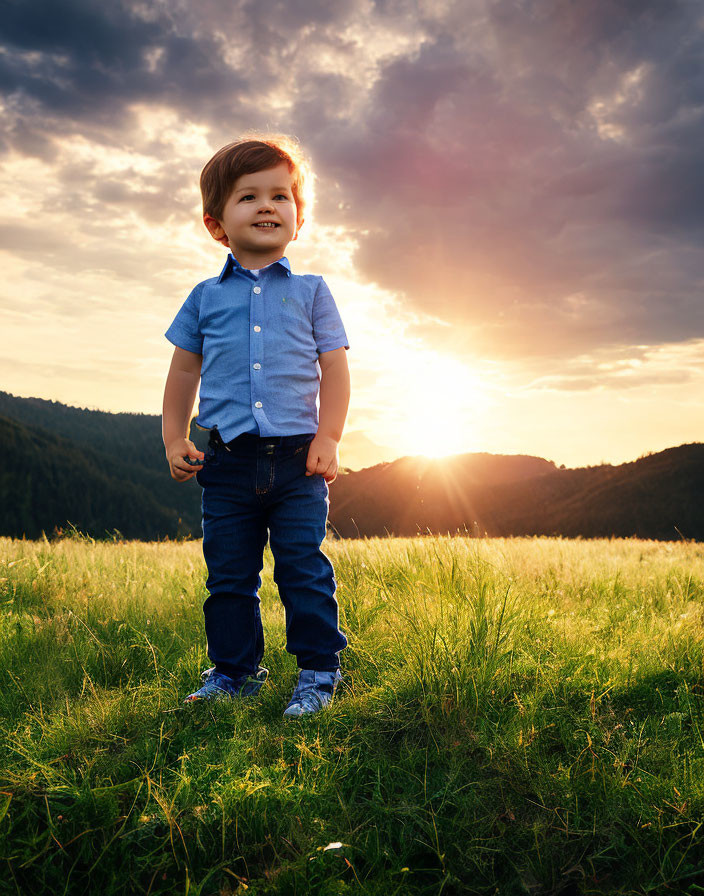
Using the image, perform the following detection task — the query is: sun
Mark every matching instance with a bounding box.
[391,354,488,459]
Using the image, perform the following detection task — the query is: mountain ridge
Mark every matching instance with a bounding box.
[0,391,700,541]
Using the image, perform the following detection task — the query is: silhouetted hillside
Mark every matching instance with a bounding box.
[0,415,185,540]
[0,390,210,540]
[0,391,208,468]
[497,444,704,539]
[328,453,558,537]
[1,392,701,541]
[328,445,704,540]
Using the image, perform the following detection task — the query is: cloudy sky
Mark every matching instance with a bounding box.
[1,0,703,469]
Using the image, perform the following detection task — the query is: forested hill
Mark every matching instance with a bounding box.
[0,391,209,541]
[1,391,702,542]
[328,444,704,540]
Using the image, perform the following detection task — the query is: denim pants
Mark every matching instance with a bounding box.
[195,429,347,678]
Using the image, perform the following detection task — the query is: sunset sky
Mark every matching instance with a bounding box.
[1,0,703,470]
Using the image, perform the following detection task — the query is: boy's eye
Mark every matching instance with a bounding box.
[240,194,255,201]
[275,194,290,201]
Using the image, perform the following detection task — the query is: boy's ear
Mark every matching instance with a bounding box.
[293,217,304,242]
[203,214,229,248]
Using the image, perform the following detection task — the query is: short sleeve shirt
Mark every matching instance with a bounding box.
[165,254,349,441]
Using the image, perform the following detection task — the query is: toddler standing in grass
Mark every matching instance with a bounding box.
[161,136,350,717]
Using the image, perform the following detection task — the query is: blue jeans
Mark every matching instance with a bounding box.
[195,430,347,678]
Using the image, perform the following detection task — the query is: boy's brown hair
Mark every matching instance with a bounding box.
[200,135,309,228]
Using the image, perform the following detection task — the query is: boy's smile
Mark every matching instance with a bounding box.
[203,161,300,270]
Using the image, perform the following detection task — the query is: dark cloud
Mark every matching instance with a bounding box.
[301,0,704,358]
[0,0,250,128]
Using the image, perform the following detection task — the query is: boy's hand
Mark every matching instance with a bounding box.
[166,438,205,482]
[306,434,339,483]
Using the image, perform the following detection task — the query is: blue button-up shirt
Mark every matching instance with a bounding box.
[165,254,349,442]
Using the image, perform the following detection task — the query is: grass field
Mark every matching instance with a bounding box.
[1,532,703,895]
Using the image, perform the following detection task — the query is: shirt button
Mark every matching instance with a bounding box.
[253,286,261,294]
[253,363,261,370]
[254,401,263,408]
[253,325,261,332]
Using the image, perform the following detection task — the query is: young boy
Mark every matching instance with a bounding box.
[162,136,350,718]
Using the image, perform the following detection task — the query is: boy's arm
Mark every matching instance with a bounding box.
[306,347,350,483]
[162,346,205,481]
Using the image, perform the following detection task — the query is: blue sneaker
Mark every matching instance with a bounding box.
[184,666,268,704]
[283,669,342,719]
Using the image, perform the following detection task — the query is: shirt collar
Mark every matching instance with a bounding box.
[217,253,292,283]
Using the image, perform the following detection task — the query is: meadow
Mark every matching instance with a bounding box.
[1,532,703,895]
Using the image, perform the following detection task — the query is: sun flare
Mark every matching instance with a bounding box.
[391,353,488,459]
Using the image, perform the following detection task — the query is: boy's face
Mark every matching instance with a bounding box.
[204,162,300,267]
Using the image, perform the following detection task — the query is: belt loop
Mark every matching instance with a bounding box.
[212,425,231,453]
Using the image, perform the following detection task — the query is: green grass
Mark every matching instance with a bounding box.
[1,532,704,895]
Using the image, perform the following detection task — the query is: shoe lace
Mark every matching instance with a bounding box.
[201,669,242,694]
[290,675,334,711]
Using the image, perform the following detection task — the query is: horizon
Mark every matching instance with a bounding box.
[2,1,703,470]
[2,388,700,474]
